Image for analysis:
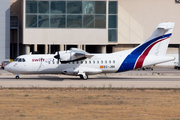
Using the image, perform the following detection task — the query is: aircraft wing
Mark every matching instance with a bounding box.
[70,48,94,58]
[70,48,94,59]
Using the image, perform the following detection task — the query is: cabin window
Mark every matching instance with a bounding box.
[81,61,83,64]
[105,60,107,64]
[113,60,115,63]
[101,60,103,64]
[93,61,95,64]
[85,61,87,64]
[89,61,91,64]
[109,60,111,64]
[77,61,79,64]
[97,61,99,64]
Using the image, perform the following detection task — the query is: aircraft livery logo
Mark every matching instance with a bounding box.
[32,58,55,63]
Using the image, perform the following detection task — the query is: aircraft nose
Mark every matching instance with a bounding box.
[4,64,11,72]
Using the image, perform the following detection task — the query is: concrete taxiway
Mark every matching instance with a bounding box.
[0,74,180,88]
[0,66,180,88]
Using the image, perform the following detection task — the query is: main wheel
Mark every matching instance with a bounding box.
[83,74,88,80]
[15,76,19,79]
[80,75,83,79]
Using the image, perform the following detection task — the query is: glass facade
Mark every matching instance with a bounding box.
[26,1,37,13]
[67,15,82,28]
[67,1,82,14]
[109,1,117,14]
[108,15,117,28]
[83,15,94,28]
[108,29,117,42]
[26,0,107,28]
[95,15,106,28]
[108,1,117,42]
[26,15,37,28]
[38,1,49,14]
[38,15,49,28]
[95,1,106,14]
[83,1,94,14]
[50,15,65,28]
[51,1,66,14]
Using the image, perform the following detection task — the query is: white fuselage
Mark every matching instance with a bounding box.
[5,50,175,76]
[5,53,120,75]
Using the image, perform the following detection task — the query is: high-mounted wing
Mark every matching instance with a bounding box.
[71,48,94,58]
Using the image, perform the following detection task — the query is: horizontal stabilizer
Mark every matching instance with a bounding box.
[157,22,174,30]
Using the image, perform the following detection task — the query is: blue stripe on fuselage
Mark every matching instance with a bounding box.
[116,33,172,72]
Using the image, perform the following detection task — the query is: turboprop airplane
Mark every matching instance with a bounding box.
[5,22,175,80]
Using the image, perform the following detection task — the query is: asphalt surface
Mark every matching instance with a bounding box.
[0,66,180,88]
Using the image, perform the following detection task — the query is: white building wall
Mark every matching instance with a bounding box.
[118,0,180,44]
[24,29,108,44]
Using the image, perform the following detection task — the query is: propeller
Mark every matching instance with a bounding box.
[54,52,60,64]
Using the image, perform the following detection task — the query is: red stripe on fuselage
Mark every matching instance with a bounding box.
[134,37,169,69]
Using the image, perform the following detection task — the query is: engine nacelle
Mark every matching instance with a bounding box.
[60,52,71,61]
[55,51,76,61]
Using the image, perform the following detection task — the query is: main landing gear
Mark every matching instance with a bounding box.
[15,74,20,79]
[79,74,88,80]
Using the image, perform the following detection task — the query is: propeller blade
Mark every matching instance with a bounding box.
[54,52,60,64]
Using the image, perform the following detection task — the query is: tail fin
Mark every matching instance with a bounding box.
[132,22,175,68]
[132,22,175,56]
[117,22,175,72]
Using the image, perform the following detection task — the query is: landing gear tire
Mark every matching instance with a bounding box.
[80,75,83,79]
[79,74,88,80]
[15,74,20,79]
[15,76,19,79]
[83,74,88,80]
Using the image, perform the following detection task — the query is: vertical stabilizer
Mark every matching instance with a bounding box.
[143,22,175,56]
[131,22,175,69]
[132,22,175,56]
[117,22,175,72]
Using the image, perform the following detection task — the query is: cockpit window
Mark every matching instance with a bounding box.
[14,58,19,61]
[18,59,22,62]
[14,58,26,62]
[22,58,26,62]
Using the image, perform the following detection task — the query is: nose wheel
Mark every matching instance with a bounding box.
[15,74,20,79]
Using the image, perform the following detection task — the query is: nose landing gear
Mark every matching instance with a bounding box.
[15,74,20,79]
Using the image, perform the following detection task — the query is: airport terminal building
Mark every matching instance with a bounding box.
[7,0,180,65]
